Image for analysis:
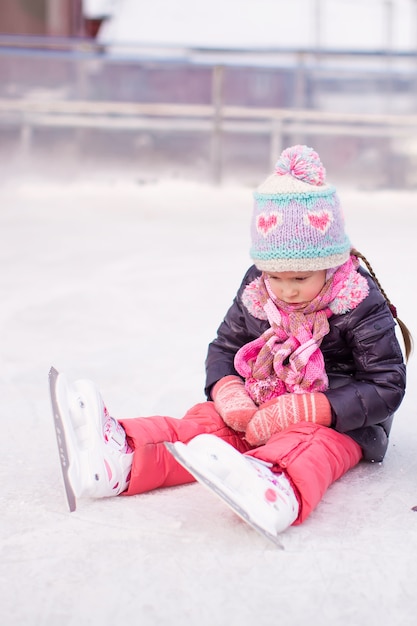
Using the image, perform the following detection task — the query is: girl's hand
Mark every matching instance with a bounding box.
[212,376,257,432]
[245,392,332,446]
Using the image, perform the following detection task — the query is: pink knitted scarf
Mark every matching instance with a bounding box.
[234,256,369,405]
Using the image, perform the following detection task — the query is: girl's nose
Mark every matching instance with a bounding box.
[282,283,298,298]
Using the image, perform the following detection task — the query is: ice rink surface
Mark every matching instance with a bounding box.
[1,177,417,625]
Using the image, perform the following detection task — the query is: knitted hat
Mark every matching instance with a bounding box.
[250,145,351,272]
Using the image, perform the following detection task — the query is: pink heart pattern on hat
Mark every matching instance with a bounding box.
[304,210,333,234]
[256,212,282,237]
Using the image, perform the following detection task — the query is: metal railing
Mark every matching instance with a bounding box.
[1,36,417,184]
[2,95,417,182]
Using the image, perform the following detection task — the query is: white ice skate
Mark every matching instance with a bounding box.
[165,434,299,546]
[49,367,133,511]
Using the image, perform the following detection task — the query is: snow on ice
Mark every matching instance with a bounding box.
[1,177,417,625]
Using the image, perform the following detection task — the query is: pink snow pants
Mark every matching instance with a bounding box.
[119,401,362,524]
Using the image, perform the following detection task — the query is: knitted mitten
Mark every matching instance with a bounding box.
[245,392,332,446]
[212,375,258,432]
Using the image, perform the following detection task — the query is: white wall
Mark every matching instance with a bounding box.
[96,0,417,51]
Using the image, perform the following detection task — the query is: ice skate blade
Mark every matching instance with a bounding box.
[165,441,284,549]
[49,366,77,512]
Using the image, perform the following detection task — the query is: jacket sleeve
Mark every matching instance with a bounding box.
[204,266,263,398]
[324,275,406,435]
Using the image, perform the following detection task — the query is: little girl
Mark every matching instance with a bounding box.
[51,145,412,540]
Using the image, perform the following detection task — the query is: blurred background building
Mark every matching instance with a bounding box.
[1,0,417,187]
[0,0,111,38]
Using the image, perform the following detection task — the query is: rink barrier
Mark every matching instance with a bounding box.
[1,96,417,182]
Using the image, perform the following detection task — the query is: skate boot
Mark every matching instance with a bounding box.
[165,434,299,543]
[50,368,133,506]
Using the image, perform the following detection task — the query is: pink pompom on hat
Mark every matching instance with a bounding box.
[250,145,351,272]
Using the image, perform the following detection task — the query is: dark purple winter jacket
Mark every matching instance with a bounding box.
[205,265,406,463]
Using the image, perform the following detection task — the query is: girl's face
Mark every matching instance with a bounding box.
[266,270,327,304]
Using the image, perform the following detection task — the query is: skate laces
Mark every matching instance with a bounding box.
[103,415,132,454]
